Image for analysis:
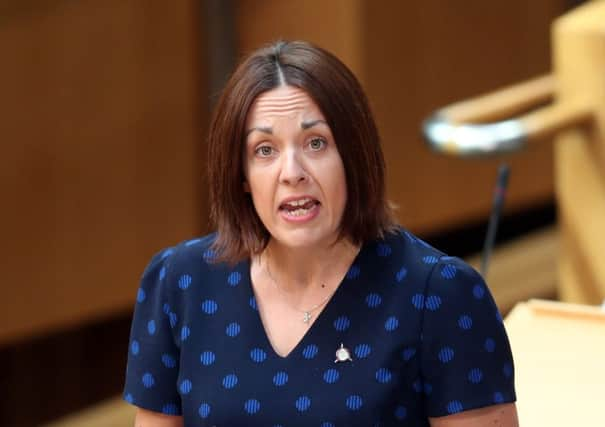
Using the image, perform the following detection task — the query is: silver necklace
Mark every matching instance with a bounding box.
[263,256,335,324]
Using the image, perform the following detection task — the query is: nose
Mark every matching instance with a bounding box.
[279,148,308,186]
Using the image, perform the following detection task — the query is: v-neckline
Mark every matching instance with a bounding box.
[243,242,367,360]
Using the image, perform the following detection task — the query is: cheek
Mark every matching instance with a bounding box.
[247,172,274,212]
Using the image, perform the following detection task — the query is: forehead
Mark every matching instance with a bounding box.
[246,86,324,124]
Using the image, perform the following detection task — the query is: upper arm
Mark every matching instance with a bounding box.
[123,248,183,415]
[135,408,184,427]
[429,403,519,427]
[420,256,517,417]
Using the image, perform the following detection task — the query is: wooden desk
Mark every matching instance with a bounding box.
[505,299,605,426]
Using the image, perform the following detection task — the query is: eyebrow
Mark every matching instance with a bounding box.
[245,119,328,137]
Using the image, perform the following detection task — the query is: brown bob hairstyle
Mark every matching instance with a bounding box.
[207,40,397,263]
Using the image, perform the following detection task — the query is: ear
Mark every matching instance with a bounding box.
[243,181,250,193]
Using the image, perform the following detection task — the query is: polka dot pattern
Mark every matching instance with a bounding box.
[124,232,516,423]
[147,320,156,335]
[468,368,483,384]
[438,347,455,363]
[458,315,473,330]
[473,284,485,299]
[440,264,457,279]
[411,294,424,310]
[222,374,238,389]
[178,274,192,290]
[503,362,513,378]
[423,255,438,264]
[394,405,407,420]
[142,372,155,388]
[346,265,360,280]
[226,322,240,337]
[333,316,350,331]
[227,271,241,286]
[161,354,177,368]
[273,371,288,386]
[402,347,416,361]
[302,344,319,359]
[163,403,179,415]
[425,295,442,311]
[384,316,399,331]
[180,326,190,341]
[130,340,139,356]
[168,312,178,328]
[244,399,260,414]
[295,396,311,412]
[354,344,372,359]
[201,299,218,314]
[250,348,267,363]
[198,403,211,418]
[200,351,215,366]
[376,243,392,257]
[375,368,392,383]
[323,369,339,384]
[202,249,215,262]
[423,382,433,395]
[346,395,363,411]
[365,293,382,308]
[447,400,463,414]
[396,266,408,282]
[180,379,192,394]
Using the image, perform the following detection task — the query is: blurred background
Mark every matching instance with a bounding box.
[0,0,586,425]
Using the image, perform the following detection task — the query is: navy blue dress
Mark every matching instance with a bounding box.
[123,228,516,426]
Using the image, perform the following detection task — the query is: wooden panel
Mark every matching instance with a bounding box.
[556,132,605,303]
[0,0,206,345]
[553,1,605,304]
[365,0,565,233]
[235,0,364,87]
[235,0,566,234]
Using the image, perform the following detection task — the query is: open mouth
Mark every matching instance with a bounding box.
[279,197,321,217]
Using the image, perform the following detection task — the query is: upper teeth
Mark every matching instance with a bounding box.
[286,198,313,207]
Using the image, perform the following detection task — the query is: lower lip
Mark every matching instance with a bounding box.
[279,203,320,223]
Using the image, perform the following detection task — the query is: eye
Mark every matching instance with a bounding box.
[254,145,274,157]
[308,137,327,151]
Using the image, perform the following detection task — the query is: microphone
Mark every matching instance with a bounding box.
[481,163,510,277]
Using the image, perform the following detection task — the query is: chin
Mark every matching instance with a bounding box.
[272,228,338,249]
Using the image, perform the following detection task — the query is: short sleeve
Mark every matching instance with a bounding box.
[420,256,516,417]
[122,247,182,416]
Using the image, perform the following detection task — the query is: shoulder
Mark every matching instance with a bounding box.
[149,232,231,277]
[139,232,232,298]
[370,227,445,284]
[372,228,486,301]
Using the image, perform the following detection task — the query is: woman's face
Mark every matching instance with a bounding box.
[244,85,347,250]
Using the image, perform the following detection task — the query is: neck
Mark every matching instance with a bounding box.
[261,237,360,292]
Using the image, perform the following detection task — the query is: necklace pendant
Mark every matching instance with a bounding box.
[303,312,312,323]
[334,343,353,363]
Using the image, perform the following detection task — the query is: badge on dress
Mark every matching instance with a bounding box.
[334,343,353,363]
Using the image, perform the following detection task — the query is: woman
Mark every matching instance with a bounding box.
[124,40,518,426]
